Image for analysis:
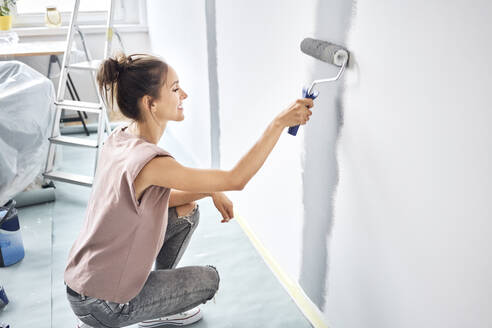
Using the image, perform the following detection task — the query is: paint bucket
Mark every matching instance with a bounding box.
[0,200,25,267]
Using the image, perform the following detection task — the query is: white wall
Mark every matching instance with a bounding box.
[215,0,317,281]
[146,0,211,168]
[323,1,492,327]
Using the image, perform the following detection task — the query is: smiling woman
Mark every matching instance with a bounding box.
[64,51,312,327]
[62,53,223,328]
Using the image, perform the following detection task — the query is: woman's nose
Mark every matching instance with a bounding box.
[181,90,188,99]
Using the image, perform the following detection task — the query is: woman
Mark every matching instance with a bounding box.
[64,53,314,328]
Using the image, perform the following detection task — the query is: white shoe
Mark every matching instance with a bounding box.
[76,318,94,328]
[138,306,203,327]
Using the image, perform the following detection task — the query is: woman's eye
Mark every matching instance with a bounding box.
[173,88,180,92]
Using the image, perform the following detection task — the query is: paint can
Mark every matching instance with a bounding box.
[0,200,25,267]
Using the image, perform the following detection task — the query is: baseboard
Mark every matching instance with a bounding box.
[235,212,329,328]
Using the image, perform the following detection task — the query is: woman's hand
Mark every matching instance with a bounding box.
[274,98,314,128]
[211,192,234,223]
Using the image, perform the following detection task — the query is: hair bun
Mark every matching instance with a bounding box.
[114,55,125,71]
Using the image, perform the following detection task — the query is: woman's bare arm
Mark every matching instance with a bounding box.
[139,157,240,193]
[230,119,284,189]
[138,118,285,193]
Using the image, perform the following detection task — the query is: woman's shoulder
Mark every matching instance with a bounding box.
[108,125,171,154]
[115,127,173,163]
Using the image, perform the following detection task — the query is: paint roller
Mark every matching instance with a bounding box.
[288,38,350,136]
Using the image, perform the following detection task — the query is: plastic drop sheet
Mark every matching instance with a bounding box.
[0,60,55,206]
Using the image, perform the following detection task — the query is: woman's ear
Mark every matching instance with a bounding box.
[141,95,155,112]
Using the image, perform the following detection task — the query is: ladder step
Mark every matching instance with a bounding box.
[43,171,93,187]
[55,100,103,113]
[68,59,102,71]
[49,136,98,148]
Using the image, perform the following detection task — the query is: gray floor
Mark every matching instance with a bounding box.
[0,129,312,328]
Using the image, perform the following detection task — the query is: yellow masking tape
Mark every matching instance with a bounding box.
[235,212,329,328]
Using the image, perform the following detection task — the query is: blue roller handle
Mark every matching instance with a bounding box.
[287,86,319,136]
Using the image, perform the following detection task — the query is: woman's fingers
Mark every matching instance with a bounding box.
[298,103,312,125]
[220,205,234,223]
[218,207,228,220]
[298,98,314,108]
[226,207,234,221]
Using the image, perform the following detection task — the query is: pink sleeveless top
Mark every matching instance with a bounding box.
[64,125,174,303]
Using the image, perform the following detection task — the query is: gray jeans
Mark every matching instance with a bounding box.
[66,204,220,328]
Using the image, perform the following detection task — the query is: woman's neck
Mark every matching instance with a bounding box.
[127,120,166,144]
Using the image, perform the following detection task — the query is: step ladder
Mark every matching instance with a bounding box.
[43,0,116,187]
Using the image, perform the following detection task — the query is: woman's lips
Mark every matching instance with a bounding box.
[178,105,183,110]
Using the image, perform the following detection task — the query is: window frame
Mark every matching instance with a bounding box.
[11,0,146,29]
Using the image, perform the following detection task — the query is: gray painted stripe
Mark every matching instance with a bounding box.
[205,0,221,169]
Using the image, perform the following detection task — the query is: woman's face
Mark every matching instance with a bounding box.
[148,65,188,124]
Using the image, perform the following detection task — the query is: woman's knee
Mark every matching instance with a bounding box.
[204,265,220,295]
[175,203,200,229]
[172,265,219,302]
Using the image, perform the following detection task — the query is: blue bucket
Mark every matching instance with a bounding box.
[0,200,25,267]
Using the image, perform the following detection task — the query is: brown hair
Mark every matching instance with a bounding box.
[97,53,169,121]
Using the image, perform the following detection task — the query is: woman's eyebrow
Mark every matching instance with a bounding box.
[172,80,179,86]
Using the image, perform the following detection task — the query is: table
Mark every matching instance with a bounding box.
[0,40,65,56]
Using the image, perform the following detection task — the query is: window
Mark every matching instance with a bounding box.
[12,0,143,28]
[16,0,110,13]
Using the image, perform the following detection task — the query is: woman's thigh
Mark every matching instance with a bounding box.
[67,265,220,328]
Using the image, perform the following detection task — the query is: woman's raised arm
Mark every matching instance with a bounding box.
[140,98,313,193]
